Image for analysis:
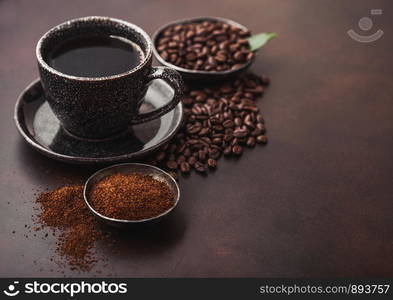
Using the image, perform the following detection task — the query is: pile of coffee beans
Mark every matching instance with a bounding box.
[156,20,254,71]
[150,73,269,179]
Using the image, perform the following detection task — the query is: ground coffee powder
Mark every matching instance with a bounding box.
[36,185,109,271]
[89,173,175,220]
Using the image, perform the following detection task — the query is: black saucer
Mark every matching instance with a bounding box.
[14,79,183,164]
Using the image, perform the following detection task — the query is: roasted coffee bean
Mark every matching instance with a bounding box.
[186,53,197,61]
[256,135,268,144]
[166,161,178,170]
[261,75,270,85]
[244,105,259,112]
[231,63,243,70]
[188,156,197,165]
[194,161,206,173]
[191,106,203,115]
[207,158,217,168]
[232,145,243,155]
[195,93,207,103]
[233,128,248,138]
[234,117,242,126]
[177,155,186,164]
[198,127,210,136]
[213,125,224,132]
[215,53,227,62]
[256,123,266,133]
[251,128,263,136]
[223,133,234,142]
[244,114,255,128]
[246,136,256,147]
[234,51,246,62]
[223,119,234,128]
[200,137,212,144]
[212,137,222,145]
[256,114,265,123]
[188,139,200,145]
[207,148,220,160]
[198,149,207,161]
[229,43,240,52]
[180,162,191,173]
[187,123,202,134]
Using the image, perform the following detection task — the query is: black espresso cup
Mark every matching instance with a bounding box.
[36,16,183,139]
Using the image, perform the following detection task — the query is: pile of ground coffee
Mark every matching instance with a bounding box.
[34,174,174,271]
[150,73,269,179]
[156,20,253,71]
[35,185,110,271]
[89,173,175,220]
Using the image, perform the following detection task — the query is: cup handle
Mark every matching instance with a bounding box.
[130,66,184,125]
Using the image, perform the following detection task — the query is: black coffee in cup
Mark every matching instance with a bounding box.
[46,34,144,77]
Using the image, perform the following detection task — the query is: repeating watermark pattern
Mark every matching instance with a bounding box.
[347,9,384,43]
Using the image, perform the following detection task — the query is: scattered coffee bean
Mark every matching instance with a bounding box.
[194,161,206,173]
[176,155,186,164]
[246,136,256,147]
[232,145,243,155]
[180,162,191,173]
[188,156,197,165]
[156,20,253,71]
[256,135,268,144]
[166,161,178,170]
[207,158,217,168]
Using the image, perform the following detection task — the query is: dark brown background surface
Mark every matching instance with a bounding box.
[1,0,392,277]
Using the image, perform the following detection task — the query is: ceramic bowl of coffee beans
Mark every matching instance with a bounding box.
[152,16,257,80]
[83,163,180,228]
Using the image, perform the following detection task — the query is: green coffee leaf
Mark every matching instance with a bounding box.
[247,32,277,51]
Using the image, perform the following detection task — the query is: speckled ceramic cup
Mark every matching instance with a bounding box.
[37,16,183,139]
